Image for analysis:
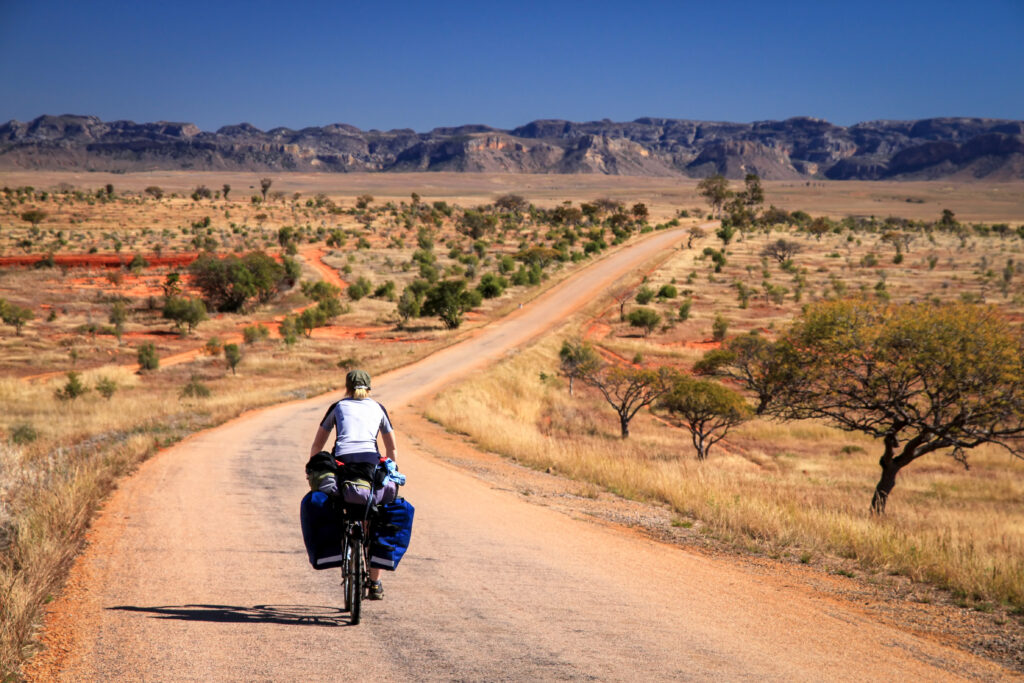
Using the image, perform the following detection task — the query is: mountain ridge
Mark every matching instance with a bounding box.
[2,114,1023,180]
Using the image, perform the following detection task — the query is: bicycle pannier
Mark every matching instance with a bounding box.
[299,491,345,570]
[369,498,414,571]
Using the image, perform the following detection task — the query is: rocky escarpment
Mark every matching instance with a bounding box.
[1,114,1022,180]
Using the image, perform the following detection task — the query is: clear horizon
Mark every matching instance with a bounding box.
[1,0,1022,133]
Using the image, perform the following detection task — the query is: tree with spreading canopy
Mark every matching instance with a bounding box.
[697,174,731,218]
[582,364,674,438]
[188,251,287,312]
[0,298,33,336]
[162,297,208,334]
[421,279,481,329]
[20,209,47,227]
[761,238,802,265]
[655,376,751,460]
[694,332,797,415]
[762,299,1024,514]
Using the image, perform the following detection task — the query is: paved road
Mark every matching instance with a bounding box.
[28,227,1008,681]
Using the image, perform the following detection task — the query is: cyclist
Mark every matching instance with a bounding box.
[309,368,396,600]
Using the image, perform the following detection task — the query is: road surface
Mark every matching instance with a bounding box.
[26,228,1010,681]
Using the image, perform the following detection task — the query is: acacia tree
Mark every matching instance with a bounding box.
[0,298,33,336]
[655,376,751,460]
[761,238,802,265]
[583,364,673,438]
[20,209,47,227]
[697,174,731,218]
[686,226,706,249]
[162,296,208,334]
[694,332,797,415]
[421,279,481,329]
[767,300,1024,514]
[559,339,600,397]
[626,307,661,336]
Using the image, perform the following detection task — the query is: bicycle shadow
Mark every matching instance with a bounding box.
[107,604,351,626]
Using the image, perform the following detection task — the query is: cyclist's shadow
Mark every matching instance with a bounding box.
[108,604,350,626]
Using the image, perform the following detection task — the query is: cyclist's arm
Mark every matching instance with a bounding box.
[381,431,397,462]
[310,426,330,458]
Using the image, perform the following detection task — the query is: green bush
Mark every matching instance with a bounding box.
[188,251,287,312]
[712,314,729,342]
[224,343,242,374]
[678,298,693,321]
[95,377,118,399]
[635,286,655,305]
[627,307,662,336]
[55,371,89,401]
[657,284,678,299]
[242,324,270,344]
[348,276,373,300]
[180,375,211,398]
[137,342,159,371]
[10,423,38,444]
[477,273,507,299]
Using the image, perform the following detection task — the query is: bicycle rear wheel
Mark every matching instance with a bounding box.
[348,537,363,624]
[342,536,354,613]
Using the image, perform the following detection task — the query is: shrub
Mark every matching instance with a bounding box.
[657,284,678,299]
[55,371,89,401]
[712,314,728,341]
[180,375,211,398]
[137,342,159,371]
[348,276,373,300]
[627,307,662,336]
[678,298,693,321]
[224,343,242,374]
[635,286,655,305]
[10,423,38,444]
[243,324,270,344]
[95,377,118,399]
[205,337,223,355]
[373,281,396,300]
[300,280,342,303]
[477,273,507,299]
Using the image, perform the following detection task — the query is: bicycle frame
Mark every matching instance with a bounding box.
[338,461,383,624]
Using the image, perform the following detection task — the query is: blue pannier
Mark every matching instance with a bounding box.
[299,491,344,570]
[369,498,414,571]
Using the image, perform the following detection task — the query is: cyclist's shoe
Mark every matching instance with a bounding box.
[368,580,384,600]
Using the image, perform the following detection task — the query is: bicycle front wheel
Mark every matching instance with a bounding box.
[348,537,363,624]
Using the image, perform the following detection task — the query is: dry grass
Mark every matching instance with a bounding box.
[427,336,1024,612]
[0,334,443,674]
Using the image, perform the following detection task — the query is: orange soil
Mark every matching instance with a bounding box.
[300,247,347,289]
[0,253,201,269]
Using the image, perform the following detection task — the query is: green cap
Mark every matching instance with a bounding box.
[346,369,372,390]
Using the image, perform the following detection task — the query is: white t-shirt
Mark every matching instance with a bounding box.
[319,398,393,465]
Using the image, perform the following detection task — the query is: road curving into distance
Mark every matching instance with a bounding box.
[26,226,1010,681]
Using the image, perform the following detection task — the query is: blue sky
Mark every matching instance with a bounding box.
[1,0,1021,132]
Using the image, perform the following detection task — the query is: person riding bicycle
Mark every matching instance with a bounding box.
[309,368,396,600]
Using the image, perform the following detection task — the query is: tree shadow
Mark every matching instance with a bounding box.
[107,604,350,626]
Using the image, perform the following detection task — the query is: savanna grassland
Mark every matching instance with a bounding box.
[1,170,1024,673]
[0,171,705,673]
[419,178,1024,645]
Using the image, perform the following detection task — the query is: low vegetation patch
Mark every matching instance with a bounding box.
[426,337,1024,612]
